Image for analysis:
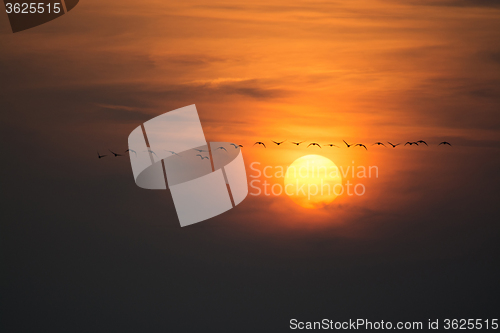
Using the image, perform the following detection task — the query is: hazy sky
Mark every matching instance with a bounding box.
[1,1,499,332]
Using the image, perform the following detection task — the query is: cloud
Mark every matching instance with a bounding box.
[479,50,500,66]
[394,0,500,8]
[194,2,342,14]
[94,104,153,123]
[0,77,290,129]
[160,54,229,67]
[431,0,500,8]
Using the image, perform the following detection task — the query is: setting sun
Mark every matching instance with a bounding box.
[284,155,342,209]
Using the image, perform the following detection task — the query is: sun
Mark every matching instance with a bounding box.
[284,155,343,209]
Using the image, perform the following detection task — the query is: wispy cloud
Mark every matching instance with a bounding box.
[401,0,500,8]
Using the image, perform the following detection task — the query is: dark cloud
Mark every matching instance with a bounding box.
[93,104,153,123]
[489,52,500,64]
[0,78,289,128]
[433,0,500,8]
[480,50,500,66]
[381,75,500,132]
[195,3,341,14]
[426,76,500,100]
[212,80,288,99]
[163,54,229,67]
[398,0,500,8]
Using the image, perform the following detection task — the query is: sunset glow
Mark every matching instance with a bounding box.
[284,155,342,209]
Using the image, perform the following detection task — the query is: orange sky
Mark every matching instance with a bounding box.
[1,0,499,232]
[2,0,499,140]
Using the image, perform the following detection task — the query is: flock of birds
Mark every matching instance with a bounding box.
[97,140,451,158]
[97,143,243,159]
[251,140,452,150]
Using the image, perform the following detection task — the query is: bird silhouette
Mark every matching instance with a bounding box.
[291,141,304,146]
[144,149,158,157]
[254,142,266,148]
[196,154,209,160]
[239,145,243,147]
[109,149,123,157]
[372,142,386,147]
[417,140,428,146]
[229,143,239,149]
[387,142,400,148]
[216,146,227,151]
[439,141,452,146]
[272,140,286,146]
[326,144,340,148]
[125,149,137,156]
[165,150,180,156]
[308,143,321,148]
[355,144,367,150]
[343,140,353,148]
[194,148,208,153]
[97,151,107,159]
[405,142,419,146]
